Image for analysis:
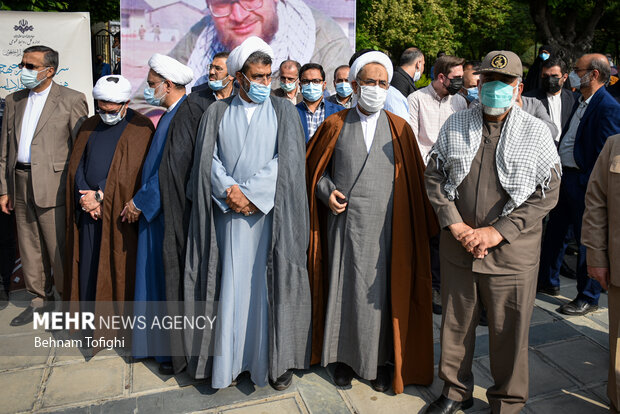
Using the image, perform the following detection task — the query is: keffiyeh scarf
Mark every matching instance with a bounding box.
[429,105,561,216]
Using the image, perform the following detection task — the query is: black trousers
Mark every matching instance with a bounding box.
[0,212,16,292]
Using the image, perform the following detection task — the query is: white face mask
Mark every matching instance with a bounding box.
[357,85,388,113]
[568,70,591,89]
[99,104,126,125]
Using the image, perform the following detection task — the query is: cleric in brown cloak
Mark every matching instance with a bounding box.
[306,50,439,394]
[64,75,154,346]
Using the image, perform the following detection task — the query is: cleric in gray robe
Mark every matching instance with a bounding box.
[183,36,311,391]
[318,53,396,392]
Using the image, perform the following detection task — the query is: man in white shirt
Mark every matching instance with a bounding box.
[0,45,87,326]
[407,55,468,315]
[407,55,468,163]
[524,56,575,143]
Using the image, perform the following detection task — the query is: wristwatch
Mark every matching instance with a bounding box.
[94,190,104,204]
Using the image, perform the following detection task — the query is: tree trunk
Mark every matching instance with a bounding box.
[529,0,607,65]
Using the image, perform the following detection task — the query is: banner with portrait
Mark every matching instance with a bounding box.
[0,11,94,114]
[120,0,356,114]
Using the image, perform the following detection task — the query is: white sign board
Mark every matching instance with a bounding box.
[0,11,94,114]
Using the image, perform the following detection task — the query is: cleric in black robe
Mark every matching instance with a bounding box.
[159,85,216,373]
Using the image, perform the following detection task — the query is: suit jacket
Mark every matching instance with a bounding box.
[523,87,575,131]
[561,87,620,177]
[391,66,417,99]
[296,98,341,142]
[582,134,620,285]
[0,82,88,208]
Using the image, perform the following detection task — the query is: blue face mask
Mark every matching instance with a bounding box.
[465,86,478,102]
[280,80,297,93]
[479,80,516,109]
[301,82,324,102]
[540,52,550,61]
[242,73,271,103]
[21,67,48,89]
[335,81,353,98]
[208,78,230,91]
[144,81,165,106]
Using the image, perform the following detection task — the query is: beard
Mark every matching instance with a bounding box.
[218,11,279,50]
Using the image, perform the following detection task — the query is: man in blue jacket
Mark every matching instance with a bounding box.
[296,63,341,143]
[538,53,620,315]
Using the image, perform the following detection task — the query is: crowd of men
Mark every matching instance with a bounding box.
[1,39,620,414]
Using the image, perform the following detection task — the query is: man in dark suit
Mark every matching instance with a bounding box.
[391,47,425,99]
[538,53,620,315]
[0,45,88,325]
[295,63,340,142]
[524,56,575,143]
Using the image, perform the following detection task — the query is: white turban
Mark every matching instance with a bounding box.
[92,75,132,103]
[148,53,193,85]
[227,36,275,75]
[348,51,394,83]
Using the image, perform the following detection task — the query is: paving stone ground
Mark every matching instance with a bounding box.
[0,271,612,414]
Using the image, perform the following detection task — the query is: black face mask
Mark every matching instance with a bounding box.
[446,77,464,95]
[542,76,562,94]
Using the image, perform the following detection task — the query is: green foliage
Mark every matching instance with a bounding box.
[356,0,536,64]
[1,0,119,23]
[356,0,458,59]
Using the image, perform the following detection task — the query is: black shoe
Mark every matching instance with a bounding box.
[269,369,293,391]
[370,365,391,392]
[0,289,8,310]
[158,361,174,375]
[432,289,442,315]
[10,305,35,326]
[560,260,577,279]
[424,395,473,413]
[333,362,355,387]
[537,285,560,296]
[558,298,598,316]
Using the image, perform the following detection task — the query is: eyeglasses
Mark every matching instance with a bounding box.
[208,0,263,18]
[280,76,298,83]
[208,64,226,72]
[97,104,125,115]
[573,67,592,73]
[357,78,389,89]
[300,78,324,86]
[18,63,49,70]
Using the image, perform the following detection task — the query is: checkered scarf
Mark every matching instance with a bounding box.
[187,0,316,90]
[429,105,561,216]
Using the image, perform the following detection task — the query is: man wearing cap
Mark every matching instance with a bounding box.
[424,51,561,413]
[0,45,88,326]
[63,75,154,334]
[538,54,620,315]
[307,51,438,394]
[184,36,311,390]
[124,54,193,375]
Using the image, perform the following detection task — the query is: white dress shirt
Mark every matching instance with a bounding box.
[356,106,380,153]
[558,95,592,168]
[17,83,52,163]
[407,84,468,164]
[239,95,258,123]
[546,92,563,142]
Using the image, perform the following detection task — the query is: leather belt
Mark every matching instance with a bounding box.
[15,162,31,171]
